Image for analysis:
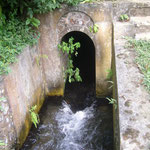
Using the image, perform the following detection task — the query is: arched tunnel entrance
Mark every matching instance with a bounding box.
[62,31,95,84]
[61,31,96,110]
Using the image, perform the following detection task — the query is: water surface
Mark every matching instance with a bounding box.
[21,83,113,150]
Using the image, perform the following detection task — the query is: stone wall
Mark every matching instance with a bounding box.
[113,1,150,150]
[0,1,150,150]
[0,45,45,149]
[0,3,113,149]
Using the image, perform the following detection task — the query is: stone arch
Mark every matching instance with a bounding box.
[57,11,95,41]
[56,11,112,97]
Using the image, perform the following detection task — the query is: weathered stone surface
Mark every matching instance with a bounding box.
[0,1,150,150]
[95,22,112,97]
[114,3,150,150]
[0,84,16,150]
[135,32,150,40]
[0,45,45,149]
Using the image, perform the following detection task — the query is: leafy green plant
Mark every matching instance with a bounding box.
[0,0,84,76]
[81,0,96,3]
[58,37,82,83]
[89,24,99,33]
[29,105,40,128]
[119,14,129,22]
[106,97,117,109]
[26,17,40,28]
[125,37,150,92]
[106,69,113,80]
[0,16,39,75]
[1,0,83,19]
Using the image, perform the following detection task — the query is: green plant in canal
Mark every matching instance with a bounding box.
[29,105,40,128]
[125,37,150,93]
[58,37,82,83]
[119,14,129,22]
[89,24,99,33]
[106,97,117,109]
[106,69,113,80]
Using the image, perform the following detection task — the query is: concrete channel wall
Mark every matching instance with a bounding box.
[113,2,150,150]
[0,1,150,149]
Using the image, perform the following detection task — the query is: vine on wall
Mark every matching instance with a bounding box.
[58,37,82,83]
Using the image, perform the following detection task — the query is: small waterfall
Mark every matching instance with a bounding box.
[21,87,113,150]
[55,101,103,150]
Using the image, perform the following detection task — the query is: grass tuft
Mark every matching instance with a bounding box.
[126,37,150,93]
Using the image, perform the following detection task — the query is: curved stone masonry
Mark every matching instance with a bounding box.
[57,11,94,39]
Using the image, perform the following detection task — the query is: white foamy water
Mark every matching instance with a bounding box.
[21,99,113,150]
[55,101,103,150]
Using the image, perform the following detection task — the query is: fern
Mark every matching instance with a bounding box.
[29,105,40,128]
[106,97,117,109]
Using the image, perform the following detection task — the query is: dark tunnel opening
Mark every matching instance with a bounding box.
[61,31,96,110]
[61,31,95,85]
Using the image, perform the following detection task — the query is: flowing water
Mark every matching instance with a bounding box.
[21,83,113,150]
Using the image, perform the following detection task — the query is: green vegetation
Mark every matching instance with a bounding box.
[126,37,150,93]
[89,24,99,33]
[0,0,84,76]
[106,69,113,80]
[0,0,82,18]
[81,0,116,3]
[81,0,97,3]
[29,105,40,128]
[58,37,82,83]
[0,15,39,75]
[106,97,117,109]
[119,14,129,22]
